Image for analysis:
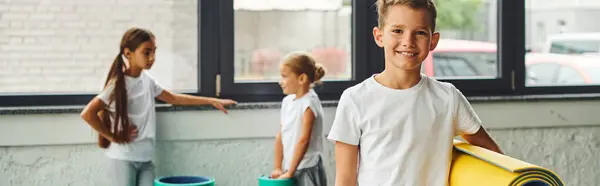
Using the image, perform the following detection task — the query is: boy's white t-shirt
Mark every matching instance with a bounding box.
[327,74,482,186]
[97,71,164,162]
[280,89,325,170]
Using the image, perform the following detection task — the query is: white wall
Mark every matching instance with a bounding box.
[1,100,600,185]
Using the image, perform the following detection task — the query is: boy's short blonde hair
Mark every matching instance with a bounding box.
[376,0,437,31]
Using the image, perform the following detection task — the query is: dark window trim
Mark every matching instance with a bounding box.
[198,0,217,97]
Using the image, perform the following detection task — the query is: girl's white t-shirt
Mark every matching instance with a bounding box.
[97,71,164,162]
[280,89,325,170]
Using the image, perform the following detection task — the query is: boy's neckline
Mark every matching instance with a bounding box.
[373,71,423,89]
[371,73,425,93]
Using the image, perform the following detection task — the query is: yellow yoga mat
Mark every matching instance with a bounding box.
[449,140,564,186]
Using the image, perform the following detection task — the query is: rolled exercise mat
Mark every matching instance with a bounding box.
[449,140,564,186]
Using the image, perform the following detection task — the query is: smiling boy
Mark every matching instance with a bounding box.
[327,0,503,185]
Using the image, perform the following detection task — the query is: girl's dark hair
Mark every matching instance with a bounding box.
[98,27,155,148]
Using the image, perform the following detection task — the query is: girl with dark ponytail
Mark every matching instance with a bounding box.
[81,27,237,186]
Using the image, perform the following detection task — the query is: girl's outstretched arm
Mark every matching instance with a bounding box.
[156,90,237,114]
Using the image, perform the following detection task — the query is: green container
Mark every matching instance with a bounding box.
[258,175,295,186]
[154,176,215,186]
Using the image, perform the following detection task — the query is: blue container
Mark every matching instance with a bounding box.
[258,175,295,186]
[154,176,215,186]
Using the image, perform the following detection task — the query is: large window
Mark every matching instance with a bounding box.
[524,0,600,93]
[5,0,597,107]
[215,0,371,102]
[423,0,514,96]
[427,0,498,80]
[0,0,199,106]
[233,0,352,82]
[0,0,198,93]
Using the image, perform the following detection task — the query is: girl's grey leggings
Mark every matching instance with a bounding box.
[111,159,155,186]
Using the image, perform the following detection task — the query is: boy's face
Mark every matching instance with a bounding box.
[373,5,440,72]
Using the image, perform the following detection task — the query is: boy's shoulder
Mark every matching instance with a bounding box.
[422,75,470,102]
[424,75,458,92]
[340,76,374,98]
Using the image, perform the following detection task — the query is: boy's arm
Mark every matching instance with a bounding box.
[334,141,358,186]
[452,85,503,154]
[461,127,503,154]
[156,90,237,113]
[327,91,361,185]
[282,108,316,177]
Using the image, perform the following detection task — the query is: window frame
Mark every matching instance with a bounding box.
[215,0,372,102]
[216,0,518,99]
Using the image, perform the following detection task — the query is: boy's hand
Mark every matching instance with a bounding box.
[270,169,284,179]
[210,99,238,114]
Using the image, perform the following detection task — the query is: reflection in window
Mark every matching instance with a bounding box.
[550,41,600,55]
[433,56,476,77]
[556,65,585,84]
[581,67,600,83]
[526,63,559,85]
[431,52,497,79]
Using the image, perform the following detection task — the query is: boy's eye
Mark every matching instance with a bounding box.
[416,31,428,35]
[392,29,402,34]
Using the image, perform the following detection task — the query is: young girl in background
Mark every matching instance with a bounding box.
[80,27,237,186]
[270,51,328,186]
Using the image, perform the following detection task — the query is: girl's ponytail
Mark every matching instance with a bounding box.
[98,52,131,148]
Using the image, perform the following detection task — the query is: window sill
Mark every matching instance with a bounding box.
[1,93,600,115]
[0,100,340,115]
